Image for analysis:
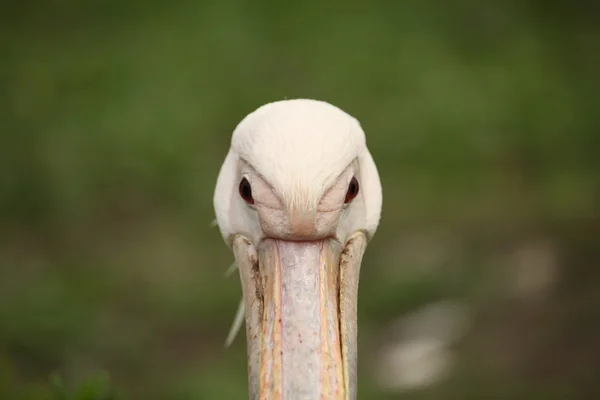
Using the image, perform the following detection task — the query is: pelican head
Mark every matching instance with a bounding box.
[214,99,382,399]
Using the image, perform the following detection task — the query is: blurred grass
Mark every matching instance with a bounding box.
[1,0,599,398]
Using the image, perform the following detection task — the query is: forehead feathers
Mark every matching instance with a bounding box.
[231,99,366,207]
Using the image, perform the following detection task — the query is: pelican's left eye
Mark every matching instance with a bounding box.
[239,177,254,204]
[344,176,359,203]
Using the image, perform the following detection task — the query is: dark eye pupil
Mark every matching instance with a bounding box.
[239,178,254,204]
[345,177,359,203]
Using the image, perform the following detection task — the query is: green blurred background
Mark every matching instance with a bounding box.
[2,0,599,399]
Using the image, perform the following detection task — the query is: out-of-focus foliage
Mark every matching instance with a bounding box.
[1,0,598,399]
[0,364,117,400]
[49,372,118,400]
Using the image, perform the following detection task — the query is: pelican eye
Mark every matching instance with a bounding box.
[344,176,359,203]
[239,177,254,204]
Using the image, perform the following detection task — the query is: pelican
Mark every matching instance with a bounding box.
[213,99,382,399]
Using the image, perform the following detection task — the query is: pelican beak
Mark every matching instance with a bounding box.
[232,233,368,400]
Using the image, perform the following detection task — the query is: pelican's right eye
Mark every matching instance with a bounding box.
[239,177,254,204]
